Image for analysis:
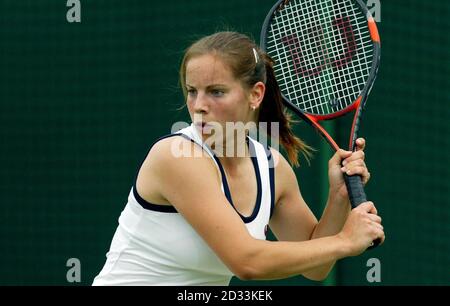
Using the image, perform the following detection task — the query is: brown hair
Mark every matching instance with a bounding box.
[179,31,312,167]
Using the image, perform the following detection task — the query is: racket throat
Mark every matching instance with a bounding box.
[349,96,363,151]
[304,114,340,151]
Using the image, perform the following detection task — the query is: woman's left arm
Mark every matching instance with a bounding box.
[269,139,371,281]
[307,138,371,279]
[313,138,370,237]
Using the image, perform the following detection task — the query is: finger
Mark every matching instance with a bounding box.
[342,165,367,177]
[376,225,384,235]
[355,138,366,151]
[379,232,386,245]
[342,166,370,185]
[342,159,366,170]
[364,171,371,185]
[372,222,384,233]
[342,158,370,184]
[372,224,384,241]
[330,149,352,167]
[342,150,365,165]
[368,214,382,224]
[368,203,378,215]
[368,219,383,232]
[358,201,378,215]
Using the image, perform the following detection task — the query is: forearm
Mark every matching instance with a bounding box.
[313,193,351,239]
[301,194,351,281]
[240,234,349,281]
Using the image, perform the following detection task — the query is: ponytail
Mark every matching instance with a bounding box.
[258,54,313,167]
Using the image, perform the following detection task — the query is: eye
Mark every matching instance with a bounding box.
[187,88,197,97]
[211,89,225,97]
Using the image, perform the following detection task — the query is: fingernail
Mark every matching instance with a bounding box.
[347,170,351,175]
[342,160,347,166]
[341,167,346,172]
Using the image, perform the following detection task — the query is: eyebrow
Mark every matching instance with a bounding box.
[186,83,228,88]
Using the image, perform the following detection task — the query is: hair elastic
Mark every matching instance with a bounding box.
[252,48,259,64]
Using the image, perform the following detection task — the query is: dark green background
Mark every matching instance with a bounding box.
[0,0,448,285]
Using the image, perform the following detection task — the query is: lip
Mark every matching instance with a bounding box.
[194,122,206,128]
[194,122,212,133]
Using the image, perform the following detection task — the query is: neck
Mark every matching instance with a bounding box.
[212,138,251,171]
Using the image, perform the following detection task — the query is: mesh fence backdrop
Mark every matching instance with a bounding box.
[0,0,448,285]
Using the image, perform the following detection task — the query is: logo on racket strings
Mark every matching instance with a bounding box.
[281,16,357,78]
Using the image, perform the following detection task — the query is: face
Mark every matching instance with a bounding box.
[185,53,258,145]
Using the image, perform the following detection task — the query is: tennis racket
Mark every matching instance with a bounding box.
[261,0,381,248]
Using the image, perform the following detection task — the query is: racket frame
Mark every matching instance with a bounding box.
[260,0,381,152]
[260,0,382,248]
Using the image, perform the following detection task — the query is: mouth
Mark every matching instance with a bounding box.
[194,122,213,133]
[194,122,206,128]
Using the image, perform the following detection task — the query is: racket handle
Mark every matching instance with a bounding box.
[343,174,381,249]
[343,173,366,208]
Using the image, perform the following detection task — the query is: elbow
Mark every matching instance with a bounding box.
[234,270,253,281]
[303,273,328,282]
[225,239,272,281]
[302,269,331,282]
[233,265,264,281]
[228,249,267,281]
[235,267,330,282]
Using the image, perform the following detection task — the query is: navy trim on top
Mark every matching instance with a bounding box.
[132,131,265,224]
[132,133,187,213]
[133,185,178,213]
[264,145,276,219]
[211,155,234,209]
[208,138,262,224]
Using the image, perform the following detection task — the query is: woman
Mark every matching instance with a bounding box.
[93,31,384,286]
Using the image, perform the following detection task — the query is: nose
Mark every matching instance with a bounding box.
[192,92,209,114]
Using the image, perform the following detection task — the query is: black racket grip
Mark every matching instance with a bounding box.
[344,173,367,208]
[343,174,381,249]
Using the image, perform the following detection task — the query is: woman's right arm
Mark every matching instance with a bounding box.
[138,137,365,281]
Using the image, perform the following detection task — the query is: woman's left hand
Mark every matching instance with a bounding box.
[328,138,371,201]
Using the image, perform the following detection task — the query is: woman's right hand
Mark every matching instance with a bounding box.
[338,201,385,256]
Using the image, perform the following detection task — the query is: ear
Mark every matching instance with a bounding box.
[248,81,266,110]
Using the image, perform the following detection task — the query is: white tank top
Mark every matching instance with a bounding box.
[93,125,275,286]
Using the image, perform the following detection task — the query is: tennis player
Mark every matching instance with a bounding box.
[93,32,384,286]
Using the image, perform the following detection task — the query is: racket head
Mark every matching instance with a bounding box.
[260,0,381,121]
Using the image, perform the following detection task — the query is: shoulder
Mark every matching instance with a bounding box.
[146,135,201,163]
[143,135,219,179]
[269,147,295,179]
[136,135,221,203]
